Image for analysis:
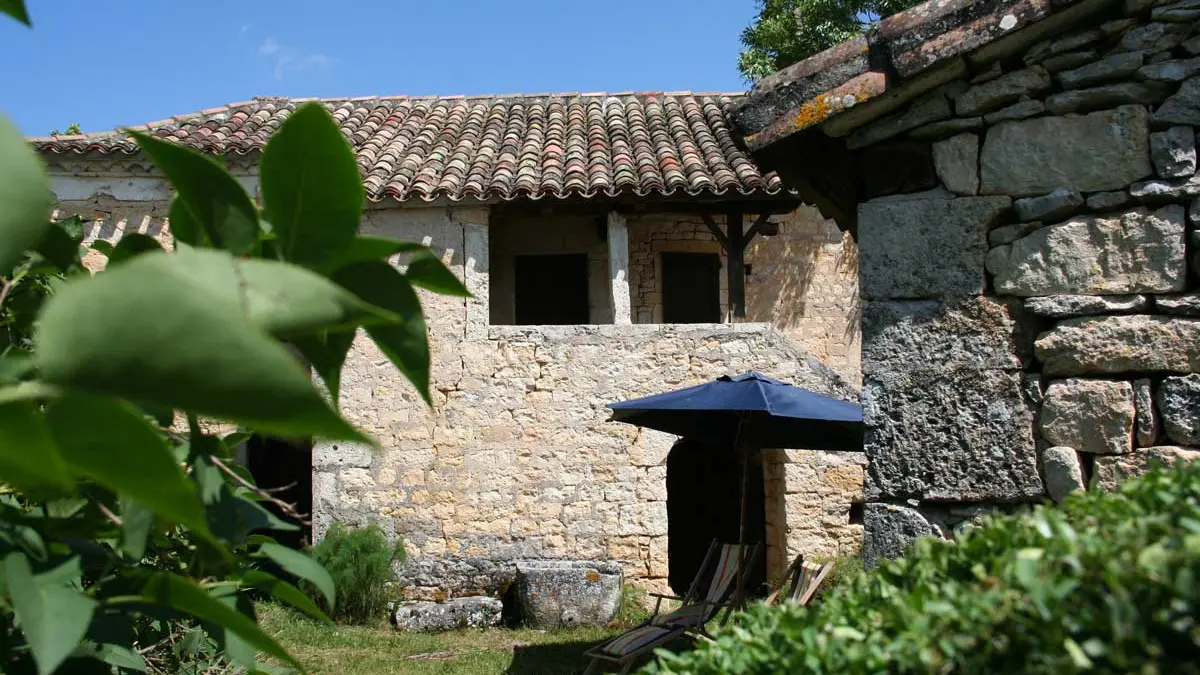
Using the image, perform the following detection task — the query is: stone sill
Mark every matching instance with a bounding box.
[486,322,773,343]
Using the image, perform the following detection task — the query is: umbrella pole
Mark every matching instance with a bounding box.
[732,420,752,612]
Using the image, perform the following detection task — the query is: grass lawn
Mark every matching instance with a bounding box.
[258,603,648,675]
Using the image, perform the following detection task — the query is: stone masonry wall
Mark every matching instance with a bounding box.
[46,185,866,599]
[847,0,1200,564]
[628,207,862,384]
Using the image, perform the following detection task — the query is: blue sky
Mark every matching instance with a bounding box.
[1,0,760,136]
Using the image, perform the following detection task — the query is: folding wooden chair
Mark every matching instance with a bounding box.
[582,624,688,674]
[764,553,833,606]
[647,539,761,636]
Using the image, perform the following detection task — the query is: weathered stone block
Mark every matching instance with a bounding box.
[1150,126,1196,178]
[1153,76,1200,125]
[313,442,374,469]
[1042,51,1099,74]
[847,90,953,149]
[1039,379,1135,454]
[1093,446,1200,490]
[864,369,1043,501]
[932,133,979,195]
[863,503,937,570]
[1024,295,1149,318]
[514,560,621,627]
[1118,21,1191,52]
[983,99,1046,124]
[989,221,1044,247]
[987,205,1187,296]
[393,597,503,631]
[1035,315,1200,375]
[862,297,1032,375]
[1157,374,1200,445]
[1129,174,1200,201]
[1013,189,1084,222]
[909,118,984,141]
[1138,56,1200,82]
[1085,190,1134,211]
[1044,83,1169,115]
[1134,378,1160,446]
[1042,446,1085,502]
[956,68,1051,116]
[1057,52,1144,89]
[980,106,1151,196]
[394,557,518,601]
[1157,292,1200,315]
[859,196,1011,300]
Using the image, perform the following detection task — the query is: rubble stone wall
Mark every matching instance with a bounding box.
[848,1,1200,561]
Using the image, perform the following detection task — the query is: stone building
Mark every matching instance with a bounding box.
[730,0,1200,564]
[33,92,864,598]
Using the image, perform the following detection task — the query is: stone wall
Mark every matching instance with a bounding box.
[46,181,866,598]
[847,1,1200,561]
[627,207,862,384]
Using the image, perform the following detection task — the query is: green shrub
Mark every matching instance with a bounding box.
[646,463,1200,674]
[309,523,407,624]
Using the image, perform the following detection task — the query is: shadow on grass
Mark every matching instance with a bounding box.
[506,635,693,675]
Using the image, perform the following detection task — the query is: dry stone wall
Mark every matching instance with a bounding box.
[851,0,1200,563]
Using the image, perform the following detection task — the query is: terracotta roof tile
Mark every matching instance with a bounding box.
[33,92,783,203]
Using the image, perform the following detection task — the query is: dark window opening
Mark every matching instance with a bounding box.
[245,435,312,549]
[514,254,589,324]
[666,439,767,599]
[662,252,721,323]
[849,502,865,525]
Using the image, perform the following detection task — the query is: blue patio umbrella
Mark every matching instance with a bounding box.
[606,372,863,607]
[607,372,862,452]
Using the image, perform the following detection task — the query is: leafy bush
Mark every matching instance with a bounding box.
[0,3,466,672]
[309,524,406,624]
[646,463,1200,674]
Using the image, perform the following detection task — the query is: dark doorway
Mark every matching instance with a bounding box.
[665,439,767,599]
[245,436,312,549]
[514,254,590,324]
[661,252,721,323]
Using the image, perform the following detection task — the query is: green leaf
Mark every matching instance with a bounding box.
[129,131,259,254]
[170,247,397,335]
[6,554,98,675]
[241,570,332,624]
[0,0,30,25]
[291,330,356,403]
[406,249,470,297]
[0,351,34,384]
[0,402,72,493]
[105,233,163,267]
[141,573,305,673]
[316,235,422,274]
[120,498,155,560]
[258,542,336,611]
[36,219,85,271]
[34,252,369,441]
[261,103,364,267]
[0,114,52,276]
[333,261,431,404]
[91,643,147,672]
[45,394,210,537]
[167,197,203,247]
[89,240,113,256]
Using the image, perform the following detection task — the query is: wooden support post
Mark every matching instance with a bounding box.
[726,207,745,320]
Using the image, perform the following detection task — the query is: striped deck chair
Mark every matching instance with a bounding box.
[582,624,687,674]
[647,540,761,636]
[765,554,833,606]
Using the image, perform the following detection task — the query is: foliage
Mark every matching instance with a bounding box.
[613,584,652,628]
[738,0,923,81]
[307,524,405,625]
[0,4,469,672]
[645,463,1200,674]
[49,124,81,137]
[258,602,620,675]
